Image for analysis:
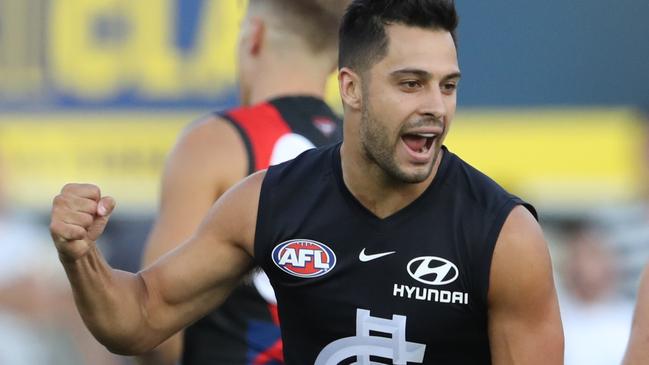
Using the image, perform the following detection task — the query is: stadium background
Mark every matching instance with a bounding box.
[0,0,648,364]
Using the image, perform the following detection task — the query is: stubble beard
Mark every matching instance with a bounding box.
[360,103,436,185]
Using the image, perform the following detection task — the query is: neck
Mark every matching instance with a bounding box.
[248,52,331,105]
[339,141,443,219]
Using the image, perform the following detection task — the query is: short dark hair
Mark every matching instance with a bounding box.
[339,0,458,71]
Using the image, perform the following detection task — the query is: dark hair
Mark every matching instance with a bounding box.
[339,0,458,71]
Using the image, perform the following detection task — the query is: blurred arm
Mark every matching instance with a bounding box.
[623,263,649,365]
[52,172,263,355]
[136,116,248,365]
[488,206,564,365]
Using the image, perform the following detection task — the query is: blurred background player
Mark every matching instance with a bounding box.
[557,220,634,365]
[137,1,350,364]
[623,262,649,365]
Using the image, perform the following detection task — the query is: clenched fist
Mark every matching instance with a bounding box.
[50,183,116,263]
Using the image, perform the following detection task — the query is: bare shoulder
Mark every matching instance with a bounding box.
[489,205,549,304]
[487,205,563,364]
[498,205,543,249]
[178,114,243,147]
[142,113,250,266]
[165,114,248,192]
[200,170,267,257]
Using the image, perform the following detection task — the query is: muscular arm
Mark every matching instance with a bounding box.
[488,206,564,365]
[50,171,263,355]
[623,263,649,365]
[136,116,248,364]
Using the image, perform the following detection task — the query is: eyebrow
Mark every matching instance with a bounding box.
[390,68,462,81]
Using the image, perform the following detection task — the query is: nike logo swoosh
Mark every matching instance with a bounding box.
[359,248,396,262]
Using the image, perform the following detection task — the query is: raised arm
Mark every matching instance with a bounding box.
[49,171,263,355]
[623,263,649,365]
[488,205,564,365]
[136,116,248,364]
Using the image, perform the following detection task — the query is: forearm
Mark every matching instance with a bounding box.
[61,244,154,355]
[50,180,259,359]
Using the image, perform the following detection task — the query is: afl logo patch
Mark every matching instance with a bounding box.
[272,239,336,278]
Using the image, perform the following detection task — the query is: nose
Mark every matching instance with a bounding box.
[419,87,446,121]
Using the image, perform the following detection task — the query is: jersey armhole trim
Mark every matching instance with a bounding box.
[218,112,255,175]
[252,170,274,266]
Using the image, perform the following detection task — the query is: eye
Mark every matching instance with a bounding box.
[441,82,458,94]
[400,80,422,91]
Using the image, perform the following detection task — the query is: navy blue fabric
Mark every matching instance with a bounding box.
[255,143,535,364]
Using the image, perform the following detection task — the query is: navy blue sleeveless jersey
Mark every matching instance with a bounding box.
[254,143,536,365]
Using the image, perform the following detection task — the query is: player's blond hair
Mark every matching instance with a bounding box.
[249,0,350,54]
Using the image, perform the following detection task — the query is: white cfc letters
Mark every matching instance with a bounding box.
[315,309,426,365]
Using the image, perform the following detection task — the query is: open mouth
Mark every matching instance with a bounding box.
[401,133,436,154]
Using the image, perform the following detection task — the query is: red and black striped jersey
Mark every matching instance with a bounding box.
[182,96,342,365]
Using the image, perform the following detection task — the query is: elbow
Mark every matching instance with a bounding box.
[101,337,143,356]
[105,344,141,356]
[104,274,161,355]
[93,326,158,356]
[97,272,166,355]
[103,337,157,356]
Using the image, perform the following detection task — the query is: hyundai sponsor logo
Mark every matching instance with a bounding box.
[407,256,459,286]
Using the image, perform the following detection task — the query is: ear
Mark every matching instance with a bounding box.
[339,67,363,110]
[248,17,265,55]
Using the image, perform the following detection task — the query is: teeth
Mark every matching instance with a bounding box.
[415,133,436,138]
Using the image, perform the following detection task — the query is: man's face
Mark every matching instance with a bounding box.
[359,24,460,183]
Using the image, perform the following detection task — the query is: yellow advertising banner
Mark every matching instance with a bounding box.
[0,112,189,212]
[447,108,647,209]
[0,108,645,212]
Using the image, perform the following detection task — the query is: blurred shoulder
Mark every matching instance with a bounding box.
[165,113,248,189]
